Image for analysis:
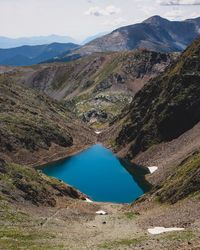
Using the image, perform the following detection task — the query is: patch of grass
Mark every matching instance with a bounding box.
[124,212,138,220]
[95,56,120,83]
[161,230,195,242]
[0,227,63,250]
[0,200,31,224]
[107,139,117,148]
[99,236,147,249]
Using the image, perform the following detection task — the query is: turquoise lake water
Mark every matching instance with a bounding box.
[42,144,150,203]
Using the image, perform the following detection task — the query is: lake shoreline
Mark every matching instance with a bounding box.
[41,144,152,203]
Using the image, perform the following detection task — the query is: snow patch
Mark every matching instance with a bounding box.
[148,227,184,235]
[85,198,93,203]
[148,166,158,174]
[96,210,107,215]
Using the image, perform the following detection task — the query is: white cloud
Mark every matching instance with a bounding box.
[103,17,127,26]
[158,0,200,5]
[165,9,185,19]
[85,5,121,16]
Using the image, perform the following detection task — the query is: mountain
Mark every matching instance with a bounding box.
[54,15,200,63]
[0,34,77,49]
[5,49,174,129]
[0,43,79,66]
[102,36,200,202]
[0,29,200,250]
[107,37,200,158]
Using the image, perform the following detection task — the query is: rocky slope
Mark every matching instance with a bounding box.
[0,74,95,166]
[5,49,174,129]
[107,37,200,157]
[101,37,200,203]
[0,159,86,207]
[54,15,200,62]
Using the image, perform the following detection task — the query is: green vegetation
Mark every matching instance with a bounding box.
[0,160,83,207]
[157,151,200,203]
[94,54,120,83]
[112,36,200,160]
[0,200,30,224]
[0,76,73,154]
[0,74,95,165]
[99,236,147,249]
[124,212,139,220]
[0,227,64,250]
[161,230,195,242]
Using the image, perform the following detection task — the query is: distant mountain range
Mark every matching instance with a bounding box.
[0,35,77,49]
[54,15,200,63]
[0,43,79,66]
[1,15,200,66]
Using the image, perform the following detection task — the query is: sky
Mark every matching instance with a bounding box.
[0,0,200,41]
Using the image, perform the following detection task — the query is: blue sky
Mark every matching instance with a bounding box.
[0,0,200,40]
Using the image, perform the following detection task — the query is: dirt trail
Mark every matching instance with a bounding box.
[35,200,200,250]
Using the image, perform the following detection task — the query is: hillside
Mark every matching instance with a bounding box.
[53,15,200,63]
[107,37,200,157]
[100,37,200,204]
[0,74,95,166]
[0,43,79,66]
[7,49,174,129]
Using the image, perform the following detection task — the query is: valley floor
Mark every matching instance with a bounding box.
[1,195,200,250]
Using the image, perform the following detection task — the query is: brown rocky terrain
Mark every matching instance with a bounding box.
[2,49,174,129]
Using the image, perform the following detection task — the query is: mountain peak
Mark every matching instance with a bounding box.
[143,15,169,25]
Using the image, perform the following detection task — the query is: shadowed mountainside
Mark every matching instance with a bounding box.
[100,37,200,203]
[108,37,200,158]
[0,43,79,66]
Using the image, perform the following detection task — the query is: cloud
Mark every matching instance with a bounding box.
[158,0,200,5]
[85,5,121,16]
[103,17,127,26]
[165,9,185,19]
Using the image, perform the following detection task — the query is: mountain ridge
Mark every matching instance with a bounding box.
[4,49,175,129]
[52,15,200,64]
[0,34,77,49]
[0,42,79,66]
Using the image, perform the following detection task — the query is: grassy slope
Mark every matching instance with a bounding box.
[156,151,200,203]
[109,37,200,158]
[0,67,96,249]
[0,159,86,207]
[100,37,200,203]
[0,74,95,165]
